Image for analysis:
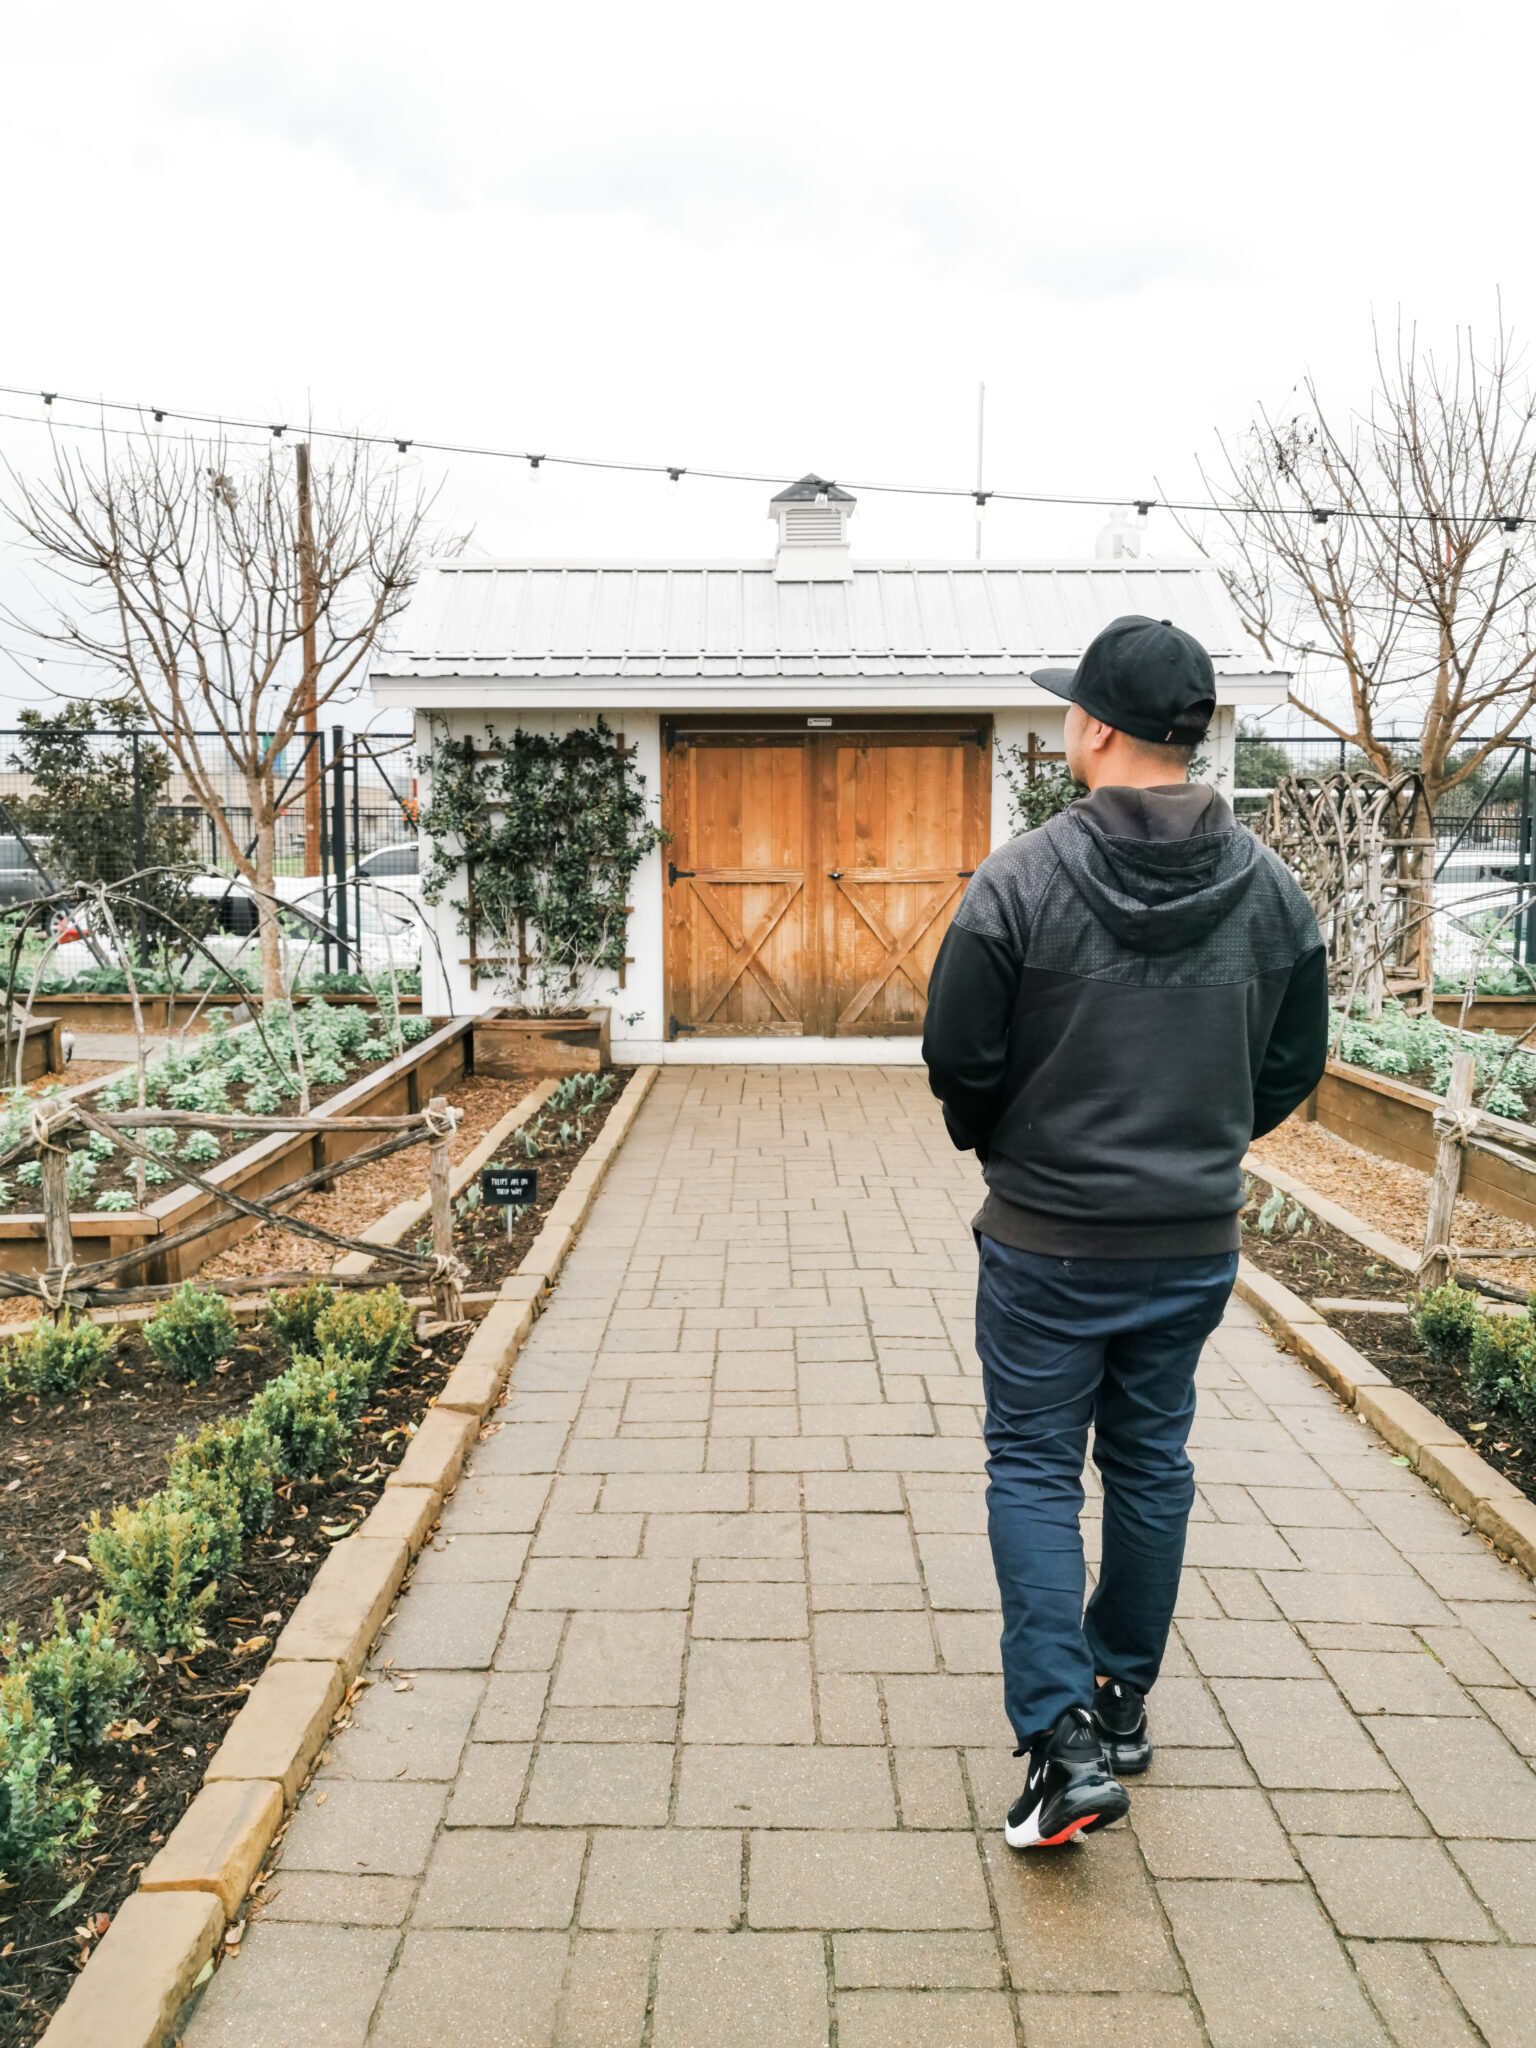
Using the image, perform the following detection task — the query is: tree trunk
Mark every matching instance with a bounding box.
[251,779,283,1006]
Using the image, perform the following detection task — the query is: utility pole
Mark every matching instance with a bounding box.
[974,382,986,562]
[296,443,322,875]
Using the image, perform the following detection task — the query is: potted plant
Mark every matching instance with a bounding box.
[421,720,663,1074]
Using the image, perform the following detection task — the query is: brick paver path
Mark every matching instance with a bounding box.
[189,1068,1536,2047]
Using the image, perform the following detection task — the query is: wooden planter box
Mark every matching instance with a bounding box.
[28,990,422,1037]
[1431,994,1536,1035]
[1,1012,64,1082]
[1311,1060,1536,1234]
[0,1015,468,1283]
[471,1006,611,1077]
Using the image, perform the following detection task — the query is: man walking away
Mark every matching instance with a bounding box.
[923,616,1328,1850]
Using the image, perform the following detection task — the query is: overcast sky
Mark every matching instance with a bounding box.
[1,0,1531,727]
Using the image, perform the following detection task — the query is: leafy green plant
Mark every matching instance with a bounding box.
[248,1354,365,1481]
[164,1417,278,1569]
[3,1600,140,1755]
[180,1130,221,1164]
[0,1675,99,1878]
[144,1282,238,1384]
[1335,1000,1536,1120]
[0,1311,113,1399]
[421,717,665,1013]
[313,1285,413,1383]
[86,1497,219,1655]
[1238,1177,1313,1238]
[267,1279,336,1356]
[97,1189,138,1213]
[1412,1283,1484,1368]
[998,743,1086,834]
[1467,1310,1536,1422]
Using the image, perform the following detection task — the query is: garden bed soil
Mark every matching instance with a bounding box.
[386,1093,616,1289]
[1241,1174,1536,1509]
[0,1313,470,2046]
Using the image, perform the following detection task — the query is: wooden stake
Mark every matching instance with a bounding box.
[428,1094,462,1322]
[38,1132,73,1321]
[1421,1048,1476,1291]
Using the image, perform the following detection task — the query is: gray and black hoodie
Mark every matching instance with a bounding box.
[922,783,1328,1258]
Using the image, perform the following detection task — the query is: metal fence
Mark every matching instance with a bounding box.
[0,728,420,981]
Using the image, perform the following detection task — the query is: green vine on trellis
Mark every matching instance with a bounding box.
[420,719,665,1014]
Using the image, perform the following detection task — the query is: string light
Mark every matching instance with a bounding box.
[0,378,1530,531]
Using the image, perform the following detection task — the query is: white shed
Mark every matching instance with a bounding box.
[371,480,1288,1063]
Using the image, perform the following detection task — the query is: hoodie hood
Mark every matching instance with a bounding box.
[1051,784,1260,955]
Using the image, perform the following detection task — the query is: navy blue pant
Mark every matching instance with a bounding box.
[975,1237,1237,1745]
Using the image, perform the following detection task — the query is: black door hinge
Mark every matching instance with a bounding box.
[668,1014,696,1038]
[668,863,695,886]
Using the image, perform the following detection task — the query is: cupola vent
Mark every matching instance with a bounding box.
[770,474,856,581]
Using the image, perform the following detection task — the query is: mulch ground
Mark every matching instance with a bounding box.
[201,1075,541,1283]
[1251,1114,1536,1294]
[0,1315,470,2046]
[1241,1172,1536,1508]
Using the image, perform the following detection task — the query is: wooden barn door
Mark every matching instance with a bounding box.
[817,730,987,1036]
[664,722,988,1041]
[663,734,812,1039]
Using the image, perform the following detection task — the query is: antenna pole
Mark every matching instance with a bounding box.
[974,382,986,561]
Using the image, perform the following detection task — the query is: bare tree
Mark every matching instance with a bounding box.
[1186,317,1536,811]
[3,430,429,1000]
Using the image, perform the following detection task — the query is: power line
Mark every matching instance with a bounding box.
[0,379,1515,531]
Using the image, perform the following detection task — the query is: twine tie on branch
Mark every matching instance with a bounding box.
[38,1262,76,1311]
[423,1105,459,1140]
[1433,1104,1481,1147]
[29,1106,69,1153]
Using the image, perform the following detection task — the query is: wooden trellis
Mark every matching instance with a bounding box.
[1252,771,1434,1015]
[0,1095,469,1322]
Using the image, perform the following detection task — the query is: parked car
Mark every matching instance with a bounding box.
[0,836,54,910]
[351,841,418,882]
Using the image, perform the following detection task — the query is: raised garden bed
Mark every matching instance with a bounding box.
[388,1073,619,1289]
[1432,993,1536,1033]
[0,1066,651,2043]
[0,1306,470,2047]
[25,990,422,1038]
[1241,1173,1536,1506]
[0,1012,465,1287]
[470,1006,610,1078]
[1313,1061,1536,1234]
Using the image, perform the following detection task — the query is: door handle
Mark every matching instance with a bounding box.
[828,870,843,880]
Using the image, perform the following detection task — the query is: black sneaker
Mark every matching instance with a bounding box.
[1004,1705,1130,1849]
[1092,1680,1152,1776]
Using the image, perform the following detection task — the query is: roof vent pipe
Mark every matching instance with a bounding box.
[771,474,856,582]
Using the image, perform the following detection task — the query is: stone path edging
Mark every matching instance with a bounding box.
[39,1064,660,2048]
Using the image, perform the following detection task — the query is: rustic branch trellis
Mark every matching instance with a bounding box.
[1252,771,1434,1015]
[1,1094,469,1322]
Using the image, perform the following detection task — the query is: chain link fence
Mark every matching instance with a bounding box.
[0,728,422,990]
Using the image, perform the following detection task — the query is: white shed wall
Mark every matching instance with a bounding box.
[415,698,1247,1065]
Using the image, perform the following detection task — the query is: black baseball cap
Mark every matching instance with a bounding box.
[1031,614,1216,746]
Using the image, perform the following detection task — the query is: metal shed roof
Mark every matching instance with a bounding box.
[371,558,1267,682]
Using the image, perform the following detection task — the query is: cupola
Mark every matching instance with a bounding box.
[770,474,856,581]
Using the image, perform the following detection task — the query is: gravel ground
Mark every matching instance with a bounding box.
[1251,1113,1536,1292]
